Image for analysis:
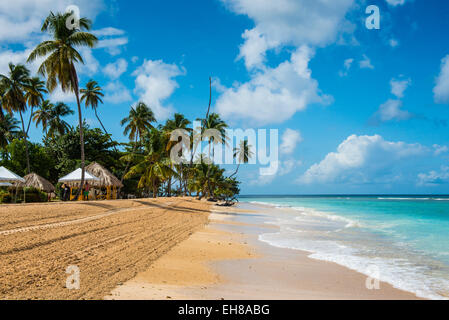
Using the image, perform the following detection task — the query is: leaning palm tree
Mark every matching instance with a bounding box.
[28,11,98,198]
[0,63,32,173]
[230,139,254,178]
[120,102,156,186]
[0,114,20,150]
[24,77,47,136]
[80,80,117,151]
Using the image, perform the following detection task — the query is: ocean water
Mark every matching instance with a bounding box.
[238,195,449,300]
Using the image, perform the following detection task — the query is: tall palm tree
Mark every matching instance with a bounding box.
[230,139,254,178]
[24,76,47,137]
[28,11,98,197]
[120,102,156,186]
[163,113,192,196]
[0,114,20,150]
[0,63,32,173]
[201,113,229,158]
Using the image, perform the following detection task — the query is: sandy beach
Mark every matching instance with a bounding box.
[106,202,421,300]
[0,198,210,299]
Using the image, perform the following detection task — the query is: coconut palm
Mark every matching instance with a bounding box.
[80,80,110,134]
[33,100,53,135]
[120,102,156,186]
[0,114,20,149]
[24,77,47,136]
[163,113,192,196]
[27,11,98,197]
[0,63,32,173]
[200,113,228,158]
[48,102,74,138]
[230,139,254,178]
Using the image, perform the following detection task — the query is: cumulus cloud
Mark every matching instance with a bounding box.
[132,59,186,121]
[215,46,332,125]
[299,134,425,184]
[390,77,411,98]
[433,144,449,156]
[0,0,105,42]
[103,58,128,79]
[222,0,355,69]
[418,166,449,186]
[434,55,449,104]
[280,129,302,155]
[104,81,132,104]
[377,99,412,121]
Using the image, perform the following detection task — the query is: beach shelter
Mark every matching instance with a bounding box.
[85,162,123,200]
[16,173,55,193]
[0,166,25,203]
[0,166,25,183]
[58,168,100,201]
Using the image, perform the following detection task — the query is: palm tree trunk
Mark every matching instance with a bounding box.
[71,66,85,201]
[26,106,34,137]
[120,135,138,185]
[19,111,31,174]
[229,163,240,178]
[95,109,118,152]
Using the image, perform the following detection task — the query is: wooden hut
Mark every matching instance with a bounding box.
[16,173,55,193]
[86,162,123,200]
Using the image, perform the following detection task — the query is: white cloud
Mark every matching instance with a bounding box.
[215,46,332,125]
[49,86,76,103]
[299,134,425,184]
[434,55,449,104]
[433,144,449,156]
[279,159,302,176]
[390,77,411,98]
[132,59,186,121]
[0,0,105,42]
[418,166,449,186]
[359,54,374,69]
[339,58,354,77]
[222,0,355,69]
[96,37,128,56]
[103,58,128,79]
[377,99,411,121]
[93,27,125,37]
[280,129,302,155]
[386,0,407,6]
[104,81,132,104]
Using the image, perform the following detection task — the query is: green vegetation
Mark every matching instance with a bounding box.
[0,10,248,204]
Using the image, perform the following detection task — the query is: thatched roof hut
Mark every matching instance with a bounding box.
[86,162,123,188]
[16,173,55,193]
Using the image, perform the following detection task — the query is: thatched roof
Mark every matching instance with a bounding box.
[16,173,55,193]
[86,162,123,188]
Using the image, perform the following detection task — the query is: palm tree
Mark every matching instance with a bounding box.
[28,11,98,198]
[48,102,74,138]
[0,114,20,150]
[33,100,53,135]
[163,113,191,196]
[24,77,47,136]
[120,102,156,187]
[80,80,116,146]
[230,139,254,178]
[0,63,32,173]
[201,113,229,158]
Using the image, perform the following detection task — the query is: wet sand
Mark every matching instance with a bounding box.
[106,205,421,300]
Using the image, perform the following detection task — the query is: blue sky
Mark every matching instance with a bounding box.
[1,0,449,194]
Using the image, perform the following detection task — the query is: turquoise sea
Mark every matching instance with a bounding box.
[239,195,449,300]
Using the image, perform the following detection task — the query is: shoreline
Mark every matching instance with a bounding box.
[106,202,421,300]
